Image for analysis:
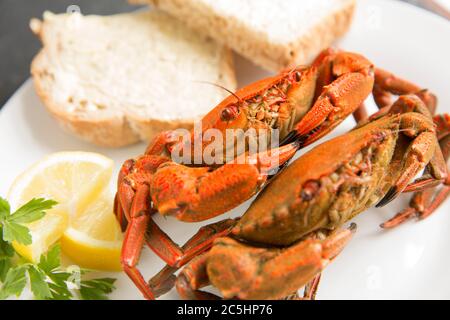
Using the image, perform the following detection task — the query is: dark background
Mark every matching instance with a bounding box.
[0,0,446,109]
[0,0,141,108]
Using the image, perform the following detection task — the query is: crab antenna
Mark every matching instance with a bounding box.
[194,80,243,103]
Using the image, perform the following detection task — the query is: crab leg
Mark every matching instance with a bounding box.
[121,184,154,300]
[116,155,169,224]
[114,194,127,231]
[402,175,443,193]
[115,130,173,230]
[146,219,237,298]
[147,264,178,298]
[382,179,450,229]
[116,131,176,221]
[115,159,135,230]
[145,219,236,298]
[373,68,437,113]
[147,218,237,268]
[418,186,450,219]
[115,151,173,299]
[353,103,369,124]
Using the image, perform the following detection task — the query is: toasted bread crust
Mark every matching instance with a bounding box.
[132,0,356,71]
[30,11,236,148]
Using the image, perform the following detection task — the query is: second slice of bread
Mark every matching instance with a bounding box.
[132,0,356,72]
[30,10,236,147]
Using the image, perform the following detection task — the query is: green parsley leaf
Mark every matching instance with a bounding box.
[79,278,116,300]
[2,221,32,245]
[0,259,11,282]
[0,265,28,300]
[0,197,117,300]
[37,245,73,300]
[47,271,73,300]
[0,229,15,259]
[38,245,61,273]
[48,282,72,300]
[0,198,57,245]
[28,266,52,300]
[0,197,10,220]
[9,198,57,224]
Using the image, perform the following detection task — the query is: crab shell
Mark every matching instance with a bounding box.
[173,65,318,162]
[233,115,404,246]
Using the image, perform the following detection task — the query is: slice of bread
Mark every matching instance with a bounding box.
[30,10,236,147]
[131,0,356,72]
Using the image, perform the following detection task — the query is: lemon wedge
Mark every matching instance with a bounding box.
[8,152,122,271]
[12,205,69,263]
[61,195,123,271]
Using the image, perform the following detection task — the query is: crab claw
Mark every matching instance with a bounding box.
[380,114,450,228]
[205,223,356,300]
[151,143,299,222]
[281,51,374,147]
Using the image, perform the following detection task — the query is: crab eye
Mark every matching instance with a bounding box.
[220,104,240,122]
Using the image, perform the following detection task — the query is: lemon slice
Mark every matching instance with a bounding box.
[8,152,116,265]
[12,206,69,263]
[61,195,123,271]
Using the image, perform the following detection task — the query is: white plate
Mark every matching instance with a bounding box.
[1,0,449,300]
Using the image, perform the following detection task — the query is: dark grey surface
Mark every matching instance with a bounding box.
[0,0,139,108]
[0,0,446,109]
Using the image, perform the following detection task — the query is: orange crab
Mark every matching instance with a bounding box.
[114,48,438,299]
[172,95,448,300]
[114,48,378,299]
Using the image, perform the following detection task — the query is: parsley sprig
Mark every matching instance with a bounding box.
[0,197,116,300]
[0,197,56,245]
